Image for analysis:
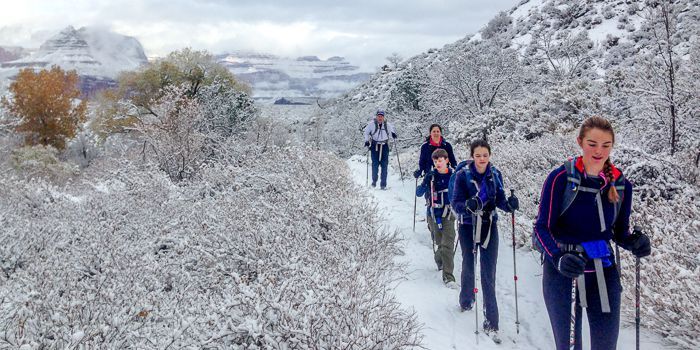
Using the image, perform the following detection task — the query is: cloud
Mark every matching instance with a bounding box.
[0,0,519,70]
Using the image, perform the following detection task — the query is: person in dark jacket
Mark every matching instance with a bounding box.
[450,139,518,344]
[413,124,457,179]
[533,116,651,350]
[416,148,458,288]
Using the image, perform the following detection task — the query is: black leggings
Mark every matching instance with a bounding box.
[542,260,622,350]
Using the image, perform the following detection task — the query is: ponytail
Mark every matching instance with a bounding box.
[604,159,620,203]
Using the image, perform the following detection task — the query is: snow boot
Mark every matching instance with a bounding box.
[484,328,502,344]
[445,281,459,290]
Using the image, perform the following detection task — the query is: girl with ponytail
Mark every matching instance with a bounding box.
[533,116,651,349]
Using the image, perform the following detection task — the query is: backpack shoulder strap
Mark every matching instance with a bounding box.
[560,157,580,216]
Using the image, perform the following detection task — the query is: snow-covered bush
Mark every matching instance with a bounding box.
[10,144,79,182]
[134,85,208,181]
[65,128,102,168]
[0,142,421,348]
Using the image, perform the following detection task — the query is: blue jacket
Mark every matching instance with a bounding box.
[416,168,453,218]
[417,138,458,175]
[533,162,634,264]
[451,162,511,225]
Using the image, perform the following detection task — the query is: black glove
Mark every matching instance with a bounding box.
[466,197,481,212]
[391,132,397,139]
[555,253,587,279]
[507,194,519,211]
[626,231,651,258]
[364,141,370,148]
[413,169,423,179]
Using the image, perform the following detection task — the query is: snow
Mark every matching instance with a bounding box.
[509,0,541,20]
[587,17,627,44]
[346,155,680,349]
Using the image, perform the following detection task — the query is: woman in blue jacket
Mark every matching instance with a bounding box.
[451,139,518,343]
[413,124,458,179]
[533,116,651,350]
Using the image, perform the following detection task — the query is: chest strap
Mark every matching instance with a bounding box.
[470,179,495,249]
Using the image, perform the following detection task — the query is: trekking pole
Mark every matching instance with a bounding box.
[615,243,621,275]
[473,224,480,344]
[453,217,459,254]
[429,177,437,254]
[393,138,404,185]
[366,148,369,187]
[413,177,418,232]
[510,190,520,334]
[636,256,641,350]
[569,278,577,350]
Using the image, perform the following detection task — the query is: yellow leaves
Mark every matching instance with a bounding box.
[1,65,87,150]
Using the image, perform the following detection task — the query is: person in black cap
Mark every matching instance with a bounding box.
[363,109,397,189]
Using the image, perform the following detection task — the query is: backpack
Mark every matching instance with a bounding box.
[532,156,627,256]
[372,119,389,138]
[448,160,472,204]
[448,160,500,221]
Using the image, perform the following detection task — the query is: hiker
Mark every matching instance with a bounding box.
[416,148,458,288]
[413,124,458,179]
[451,139,519,344]
[363,109,397,189]
[533,116,651,350]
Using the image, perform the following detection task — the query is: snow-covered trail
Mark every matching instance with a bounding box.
[346,155,675,350]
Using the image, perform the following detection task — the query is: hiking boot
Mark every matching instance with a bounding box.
[445,281,459,290]
[484,321,501,344]
[371,182,376,188]
[460,301,473,312]
[484,328,502,344]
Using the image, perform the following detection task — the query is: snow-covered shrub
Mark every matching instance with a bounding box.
[613,147,700,348]
[482,11,513,40]
[134,85,207,181]
[10,144,78,182]
[603,5,616,20]
[0,141,421,349]
[65,128,102,168]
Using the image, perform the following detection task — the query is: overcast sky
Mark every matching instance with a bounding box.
[0,0,519,71]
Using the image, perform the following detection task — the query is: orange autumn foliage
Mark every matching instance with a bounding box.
[2,66,87,150]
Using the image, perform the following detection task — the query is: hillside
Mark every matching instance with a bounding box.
[314,0,700,347]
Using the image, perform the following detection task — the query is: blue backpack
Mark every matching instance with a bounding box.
[448,160,472,205]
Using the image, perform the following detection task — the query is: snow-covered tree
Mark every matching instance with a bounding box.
[431,41,525,120]
[525,30,595,82]
[386,52,403,70]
